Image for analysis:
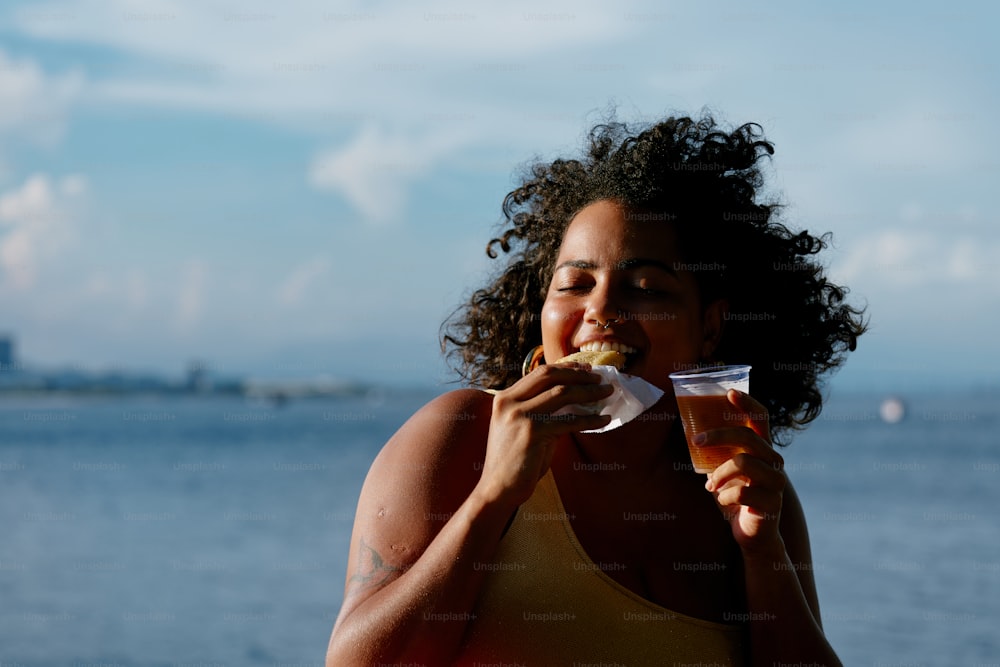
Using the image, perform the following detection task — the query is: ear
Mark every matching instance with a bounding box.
[700,298,728,360]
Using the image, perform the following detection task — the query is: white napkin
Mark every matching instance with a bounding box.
[553,366,665,434]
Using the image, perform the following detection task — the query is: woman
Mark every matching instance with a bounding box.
[325,113,865,665]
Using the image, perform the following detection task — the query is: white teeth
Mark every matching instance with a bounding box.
[579,341,637,355]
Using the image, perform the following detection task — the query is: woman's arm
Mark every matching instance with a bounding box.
[326,367,612,666]
[739,481,841,666]
[702,390,842,666]
[328,466,519,664]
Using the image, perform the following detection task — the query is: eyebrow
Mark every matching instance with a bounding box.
[616,258,678,275]
[554,258,678,276]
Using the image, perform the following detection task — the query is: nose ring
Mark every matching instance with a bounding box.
[598,318,619,330]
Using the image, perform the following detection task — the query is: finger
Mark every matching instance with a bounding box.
[498,366,607,411]
[697,427,783,469]
[713,482,783,518]
[514,364,606,396]
[713,452,786,485]
[726,389,771,442]
[524,381,615,415]
[708,454,786,494]
[548,360,593,369]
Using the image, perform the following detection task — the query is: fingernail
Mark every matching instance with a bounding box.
[693,432,706,445]
[705,476,715,492]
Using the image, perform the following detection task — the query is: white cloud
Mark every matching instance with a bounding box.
[0,173,85,289]
[832,229,1000,290]
[173,260,208,334]
[834,106,977,172]
[277,256,330,306]
[81,270,112,298]
[0,52,85,291]
[77,267,150,316]
[5,0,997,385]
[309,123,470,223]
[124,269,149,310]
[0,48,83,145]
[9,2,633,227]
[13,0,624,119]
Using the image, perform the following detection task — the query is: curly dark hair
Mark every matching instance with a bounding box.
[441,112,867,443]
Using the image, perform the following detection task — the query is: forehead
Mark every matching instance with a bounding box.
[556,200,681,263]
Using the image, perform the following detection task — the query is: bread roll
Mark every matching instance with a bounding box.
[555,350,626,369]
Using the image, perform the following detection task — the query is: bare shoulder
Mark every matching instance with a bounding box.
[779,476,823,624]
[368,388,493,500]
[336,389,493,610]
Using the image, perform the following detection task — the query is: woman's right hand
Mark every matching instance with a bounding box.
[475,363,613,507]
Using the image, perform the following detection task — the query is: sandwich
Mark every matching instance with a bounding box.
[555,349,626,370]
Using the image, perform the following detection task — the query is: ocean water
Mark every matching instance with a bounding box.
[1,388,997,666]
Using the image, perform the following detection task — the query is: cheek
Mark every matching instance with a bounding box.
[540,301,580,344]
[640,314,702,355]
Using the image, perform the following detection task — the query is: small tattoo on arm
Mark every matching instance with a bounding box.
[345,537,403,598]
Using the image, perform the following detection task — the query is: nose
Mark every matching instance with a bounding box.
[584,280,623,328]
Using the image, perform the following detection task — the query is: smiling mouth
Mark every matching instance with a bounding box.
[576,341,640,372]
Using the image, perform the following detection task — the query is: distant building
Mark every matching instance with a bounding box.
[186,360,211,392]
[0,335,15,372]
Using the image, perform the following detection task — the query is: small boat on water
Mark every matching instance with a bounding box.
[879,395,906,424]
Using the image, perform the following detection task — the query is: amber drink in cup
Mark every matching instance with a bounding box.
[669,365,752,474]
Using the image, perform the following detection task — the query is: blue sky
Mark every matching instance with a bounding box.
[1,0,997,391]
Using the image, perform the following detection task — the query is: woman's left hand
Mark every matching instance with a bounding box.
[700,389,786,555]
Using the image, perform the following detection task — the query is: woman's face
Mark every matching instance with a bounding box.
[540,199,725,390]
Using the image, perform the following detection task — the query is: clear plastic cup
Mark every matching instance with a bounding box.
[669,365,752,473]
